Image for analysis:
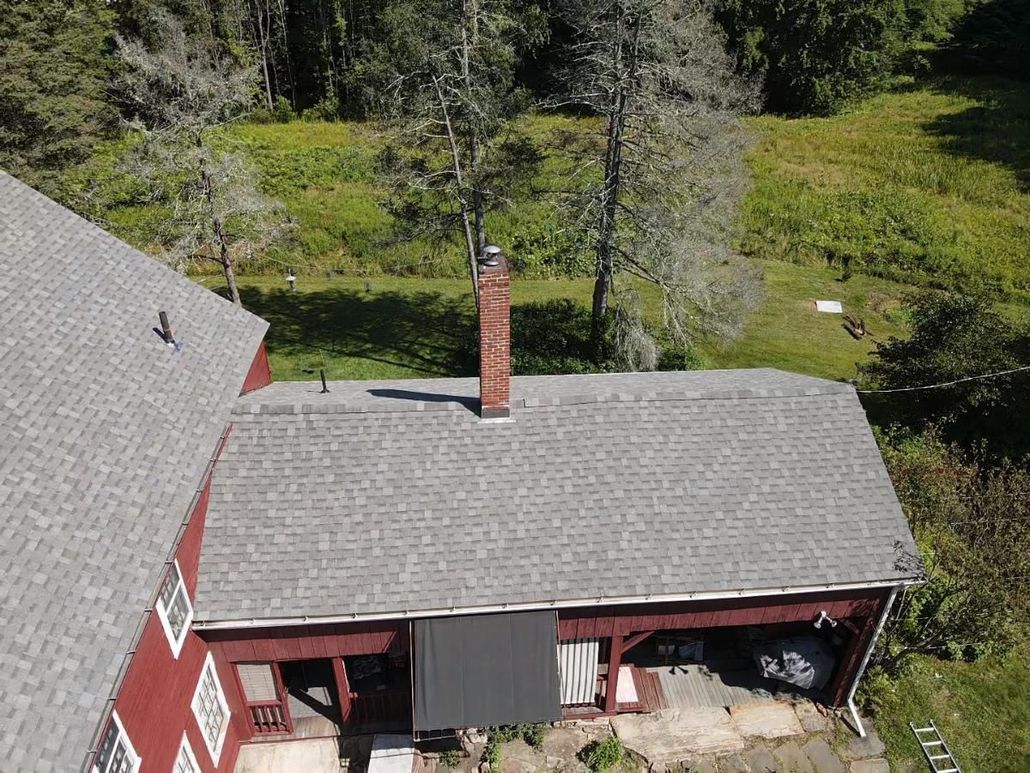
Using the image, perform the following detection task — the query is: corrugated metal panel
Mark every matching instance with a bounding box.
[237,663,277,702]
[559,639,599,705]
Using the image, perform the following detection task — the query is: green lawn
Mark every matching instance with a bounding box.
[741,76,1030,300]
[865,647,1030,772]
[222,259,910,382]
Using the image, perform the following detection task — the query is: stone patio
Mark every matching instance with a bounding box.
[493,700,890,773]
[230,700,890,773]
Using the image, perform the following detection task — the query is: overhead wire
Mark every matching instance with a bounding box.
[856,365,1030,394]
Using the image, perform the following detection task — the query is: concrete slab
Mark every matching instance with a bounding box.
[719,753,750,772]
[793,702,830,734]
[845,731,886,760]
[729,702,804,740]
[850,760,889,773]
[369,734,417,773]
[801,739,846,773]
[747,747,779,772]
[235,737,340,773]
[773,741,814,773]
[612,708,744,766]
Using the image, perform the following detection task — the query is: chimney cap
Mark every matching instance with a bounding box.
[478,245,503,267]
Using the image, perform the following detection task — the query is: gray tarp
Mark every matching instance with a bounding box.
[412,611,562,731]
[753,635,836,691]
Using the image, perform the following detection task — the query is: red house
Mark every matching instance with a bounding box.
[0,174,922,772]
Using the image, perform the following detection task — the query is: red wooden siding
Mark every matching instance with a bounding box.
[240,340,272,395]
[203,620,408,663]
[558,588,890,708]
[110,436,241,772]
[203,621,409,742]
[557,589,886,640]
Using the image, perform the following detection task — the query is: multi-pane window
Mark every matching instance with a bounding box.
[175,735,200,773]
[192,654,230,763]
[156,560,193,657]
[93,712,140,773]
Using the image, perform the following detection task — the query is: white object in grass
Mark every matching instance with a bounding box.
[816,300,843,313]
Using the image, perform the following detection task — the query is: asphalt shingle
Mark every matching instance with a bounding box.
[196,371,922,624]
[0,172,267,771]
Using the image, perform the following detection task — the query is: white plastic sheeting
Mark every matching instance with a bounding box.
[559,639,600,705]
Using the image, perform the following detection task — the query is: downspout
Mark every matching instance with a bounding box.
[845,585,901,737]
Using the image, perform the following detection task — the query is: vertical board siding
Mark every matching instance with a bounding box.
[556,589,886,639]
[240,341,272,395]
[558,640,600,705]
[112,445,242,773]
[204,621,407,663]
[556,588,890,708]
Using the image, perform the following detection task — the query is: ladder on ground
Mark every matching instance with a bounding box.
[910,720,961,773]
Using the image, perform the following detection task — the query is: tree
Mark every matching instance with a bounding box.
[860,293,1030,457]
[715,0,908,115]
[0,0,115,196]
[115,13,293,304]
[372,0,546,302]
[557,0,762,366]
[872,429,1029,671]
[950,0,1030,80]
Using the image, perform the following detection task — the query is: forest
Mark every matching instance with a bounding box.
[2,0,1029,767]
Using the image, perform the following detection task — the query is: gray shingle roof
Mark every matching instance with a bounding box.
[196,370,921,624]
[0,172,268,771]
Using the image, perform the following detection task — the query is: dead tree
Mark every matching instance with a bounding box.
[116,13,293,305]
[557,0,763,366]
[375,0,545,303]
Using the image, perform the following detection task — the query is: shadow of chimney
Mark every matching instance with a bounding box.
[366,388,479,415]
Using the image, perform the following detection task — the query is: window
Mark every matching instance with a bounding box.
[175,735,200,773]
[92,711,140,773]
[156,559,193,657]
[192,654,230,764]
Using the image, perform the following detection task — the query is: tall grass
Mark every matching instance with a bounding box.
[739,76,1030,300]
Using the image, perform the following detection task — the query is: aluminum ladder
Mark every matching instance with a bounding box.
[910,720,961,773]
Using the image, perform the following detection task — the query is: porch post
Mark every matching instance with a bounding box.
[332,656,352,724]
[604,634,623,714]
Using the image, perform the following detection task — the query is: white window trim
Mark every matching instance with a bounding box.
[92,710,141,773]
[155,559,194,658]
[191,653,231,765]
[175,734,200,773]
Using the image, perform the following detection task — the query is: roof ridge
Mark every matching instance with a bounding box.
[231,381,855,417]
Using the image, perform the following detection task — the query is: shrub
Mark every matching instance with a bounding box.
[481,739,502,772]
[438,749,462,769]
[579,736,624,772]
[871,428,1030,672]
[273,95,295,123]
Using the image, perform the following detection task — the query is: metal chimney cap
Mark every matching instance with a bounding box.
[478,245,503,266]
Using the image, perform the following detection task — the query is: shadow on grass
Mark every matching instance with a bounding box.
[240,285,603,379]
[241,285,477,377]
[923,76,1030,192]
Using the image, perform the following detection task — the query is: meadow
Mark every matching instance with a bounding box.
[741,76,1030,299]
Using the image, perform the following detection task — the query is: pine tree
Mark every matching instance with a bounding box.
[0,0,115,195]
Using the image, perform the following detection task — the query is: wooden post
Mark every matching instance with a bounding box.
[332,656,352,725]
[604,634,623,714]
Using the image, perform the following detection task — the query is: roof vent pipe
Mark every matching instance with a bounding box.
[158,311,175,346]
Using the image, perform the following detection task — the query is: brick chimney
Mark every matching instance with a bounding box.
[477,246,511,419]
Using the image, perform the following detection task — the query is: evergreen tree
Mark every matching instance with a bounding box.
[0,0,115,194]
[715,0,908,115]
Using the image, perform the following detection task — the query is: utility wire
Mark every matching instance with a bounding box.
[857,365,1030,394]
